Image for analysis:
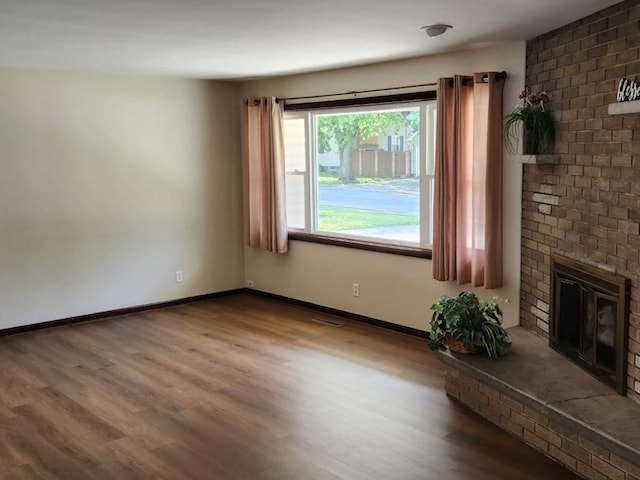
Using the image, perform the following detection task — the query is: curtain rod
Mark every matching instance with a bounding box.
[278,71,507,103]
[279,82,436,102]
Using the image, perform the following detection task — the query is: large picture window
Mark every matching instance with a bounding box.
[283,96,436,251]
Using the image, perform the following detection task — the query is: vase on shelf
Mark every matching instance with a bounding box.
[504,87,556,156]
[522,128,539,155]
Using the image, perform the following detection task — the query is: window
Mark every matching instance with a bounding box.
[283,95,436,252]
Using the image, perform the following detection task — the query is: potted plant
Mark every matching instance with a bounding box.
[504,88,556,155]
[429,292,511,359]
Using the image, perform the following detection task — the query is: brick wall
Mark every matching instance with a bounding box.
[520,0,640,400]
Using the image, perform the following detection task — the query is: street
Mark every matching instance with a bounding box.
[319,178,419,215]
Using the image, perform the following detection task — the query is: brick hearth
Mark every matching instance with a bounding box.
[438,329,640,480]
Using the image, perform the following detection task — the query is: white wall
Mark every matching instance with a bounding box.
[0,68,244,329]
[240,43,526,330]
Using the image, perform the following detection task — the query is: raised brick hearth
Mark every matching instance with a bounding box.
[520,1,640,400]
[438,329,640,480]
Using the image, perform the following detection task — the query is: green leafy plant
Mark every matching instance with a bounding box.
[504,88,555,155]
[429,292,511,359]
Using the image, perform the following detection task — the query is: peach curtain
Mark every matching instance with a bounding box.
[433,73,505,288]
[242,97,288,253]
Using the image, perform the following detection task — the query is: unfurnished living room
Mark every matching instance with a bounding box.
[1,0,639,478]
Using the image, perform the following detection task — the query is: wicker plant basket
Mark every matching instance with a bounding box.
[446,336,481,355]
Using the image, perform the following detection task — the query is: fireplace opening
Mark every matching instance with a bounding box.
[550,256,630,395]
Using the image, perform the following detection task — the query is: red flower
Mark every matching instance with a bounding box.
[517,87,550,111]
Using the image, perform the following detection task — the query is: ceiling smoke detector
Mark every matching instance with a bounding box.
[421,24,452,38]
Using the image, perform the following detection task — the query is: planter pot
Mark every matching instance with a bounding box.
[504,107,555,156]
[522,128,539,155]
[446,336,481,355]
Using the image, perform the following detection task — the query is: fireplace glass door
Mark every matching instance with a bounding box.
[556,279,619,383]
[551,256,629,394]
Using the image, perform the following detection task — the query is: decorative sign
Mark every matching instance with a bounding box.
[617,78,640,102]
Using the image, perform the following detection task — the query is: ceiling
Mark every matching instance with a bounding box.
[0,0,623,80]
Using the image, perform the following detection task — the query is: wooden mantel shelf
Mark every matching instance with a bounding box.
[608,99,640,115]
[514,154,559,164]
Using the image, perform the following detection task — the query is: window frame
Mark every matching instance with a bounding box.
[283,90,437,257]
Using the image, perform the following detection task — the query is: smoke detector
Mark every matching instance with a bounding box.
[421,24,452,38]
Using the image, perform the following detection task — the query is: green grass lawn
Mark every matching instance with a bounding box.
[319,206,419,231]
[318,172,393,185]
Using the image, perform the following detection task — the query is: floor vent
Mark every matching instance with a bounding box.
[311,317,344,327]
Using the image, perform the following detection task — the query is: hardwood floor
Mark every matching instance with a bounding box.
[0,293,581,479]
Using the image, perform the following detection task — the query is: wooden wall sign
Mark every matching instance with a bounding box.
[617,78,640,102]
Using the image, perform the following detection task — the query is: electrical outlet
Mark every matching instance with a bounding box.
[176,271,184,283]
[352,283,360,297]
[247,280,255,288]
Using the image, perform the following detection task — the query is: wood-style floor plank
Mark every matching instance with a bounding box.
[0,293,581,479]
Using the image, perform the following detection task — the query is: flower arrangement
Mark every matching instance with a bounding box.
[520,88,549,111]
[504,87,556,155]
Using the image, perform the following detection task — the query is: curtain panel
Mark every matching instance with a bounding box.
[242,97,288,253]
[432,73,505,288]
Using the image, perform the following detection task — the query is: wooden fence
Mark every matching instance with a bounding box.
[350,150,413,178]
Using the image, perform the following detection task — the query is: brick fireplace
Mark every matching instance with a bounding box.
[434,4,640,478]
[520,0,640,400]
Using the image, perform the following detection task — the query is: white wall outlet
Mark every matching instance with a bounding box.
[176,270,184,283]
[246,280,255,288]
[352,283,360,297]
